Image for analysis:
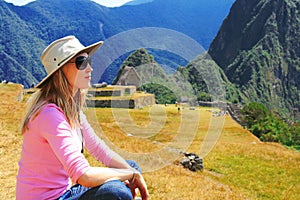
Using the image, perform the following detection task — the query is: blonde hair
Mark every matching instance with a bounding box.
[21,69,86,133]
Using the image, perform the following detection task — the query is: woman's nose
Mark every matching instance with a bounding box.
[86,63,93,72]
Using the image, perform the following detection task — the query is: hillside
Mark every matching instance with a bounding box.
[0,0,234,88]
[0,0,45,86]
[178,52,243,104]
[108,0,235,49]
[208,0,300,117]
[1,83,300,199]
[113,48,167,85]
[112,48,207,104]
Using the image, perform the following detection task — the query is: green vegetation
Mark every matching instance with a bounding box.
[121,48,155,68]
[113,48,187,104]
[208,0,300,119]
[241,102,300,150]
[112,48,157,85]
[178,53,245,104]
[140,83,177,104]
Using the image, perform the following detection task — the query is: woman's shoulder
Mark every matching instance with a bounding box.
[40,103,64,115]
[34,103,66,123]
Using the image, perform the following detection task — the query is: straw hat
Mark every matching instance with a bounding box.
[36,35,103,88]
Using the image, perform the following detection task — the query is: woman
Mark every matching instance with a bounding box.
[16,36,149,200]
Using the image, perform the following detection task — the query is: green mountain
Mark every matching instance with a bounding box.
[113,48,175,103]
[178,53,243,104]
[208,0,300,117]
[0,0,45,86]
[0,0,234,87]
[114,48,203,104]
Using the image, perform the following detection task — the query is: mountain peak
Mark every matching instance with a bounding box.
[208,0,300,116]
[122,48,155,68]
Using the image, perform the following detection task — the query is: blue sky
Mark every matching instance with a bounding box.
[4,0,132,7]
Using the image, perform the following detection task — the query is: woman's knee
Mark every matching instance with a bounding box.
[126,160,142,173]
[92,180,132,200]
[101,180,132,200]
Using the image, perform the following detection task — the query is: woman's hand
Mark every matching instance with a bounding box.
[127,171,149,200]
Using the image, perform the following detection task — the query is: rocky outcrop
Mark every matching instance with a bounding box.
[180,152,204,172]
[208,0,300,117]
[226,104,245,127]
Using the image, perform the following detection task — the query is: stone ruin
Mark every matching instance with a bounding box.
[180,152,204,172]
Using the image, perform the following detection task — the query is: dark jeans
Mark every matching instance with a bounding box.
[57,160,141,200]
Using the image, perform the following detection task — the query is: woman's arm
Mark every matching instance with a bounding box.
[79,112,149,199]
[80,112,120,166]
[77,167,135,187]
[108,154,132,169]
[77,166,149,200]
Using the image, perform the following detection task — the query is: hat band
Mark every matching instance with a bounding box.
[57,54,74,67]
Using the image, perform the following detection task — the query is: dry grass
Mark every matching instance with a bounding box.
[0,84,24,199]
[1,83,300,199]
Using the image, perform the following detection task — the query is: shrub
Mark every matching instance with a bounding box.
[241,102,300,149]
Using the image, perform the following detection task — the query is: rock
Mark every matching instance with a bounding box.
[180,152,204,172]
[92,82,107,88]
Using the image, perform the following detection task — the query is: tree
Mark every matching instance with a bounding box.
[241,102,269,128]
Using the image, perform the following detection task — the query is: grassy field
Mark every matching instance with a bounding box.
[1,83,299,199]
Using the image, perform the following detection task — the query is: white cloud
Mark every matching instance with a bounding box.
[4,0,35,6]
[92,0,133,7]
[4,0,133,7]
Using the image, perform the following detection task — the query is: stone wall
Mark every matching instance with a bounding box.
[86,95,155,109]
[88,90,122,97]
[88,85,136,97]
[134,95,156,109]
[226,103,245,127]
[86,85,154,109]
[198,101,227,109]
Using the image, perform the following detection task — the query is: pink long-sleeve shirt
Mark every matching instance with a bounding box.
[16,103,118,200]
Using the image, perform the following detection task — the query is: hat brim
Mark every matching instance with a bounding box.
[35,40,103,88]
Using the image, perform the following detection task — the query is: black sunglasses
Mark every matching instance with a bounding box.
[70,56,92,70]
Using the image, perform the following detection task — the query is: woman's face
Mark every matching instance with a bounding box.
[62,52,93,93]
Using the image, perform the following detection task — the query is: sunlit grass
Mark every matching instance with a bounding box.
[0,84,24,199]
[1,83,300,200]
[204,142,300,200]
